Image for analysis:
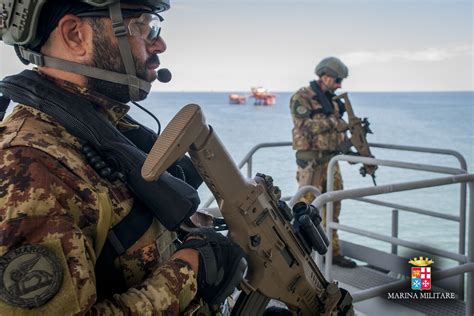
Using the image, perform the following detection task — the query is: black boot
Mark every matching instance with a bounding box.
[333,255,357,268]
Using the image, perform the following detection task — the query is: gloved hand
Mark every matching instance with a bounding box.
[335,119,349,132]
[338,138,354,155]
[178,228,247,305]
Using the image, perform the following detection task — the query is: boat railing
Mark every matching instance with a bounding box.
[202,141,292,208]
[203,142,468,220]
[318,155,472,315]
[200,142,472,314]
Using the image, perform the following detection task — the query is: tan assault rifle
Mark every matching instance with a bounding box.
[333,93,377,185]
[142,104,353,315]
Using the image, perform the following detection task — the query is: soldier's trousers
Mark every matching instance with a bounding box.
[296,161,343,257]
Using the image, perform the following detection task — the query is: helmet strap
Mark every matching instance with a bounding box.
[108,2,143,101]
[18,47,152,99]
[16,2,152,102]
[318,78,330,93]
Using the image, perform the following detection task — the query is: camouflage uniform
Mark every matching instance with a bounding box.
[290,84,348,257]
[0,79,197,315]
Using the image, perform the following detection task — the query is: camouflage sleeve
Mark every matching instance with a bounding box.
[0,146,197,315]
[290,93,335,134]
[89,259,197,315]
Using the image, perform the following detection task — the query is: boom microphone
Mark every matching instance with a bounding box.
[157,68,172,83]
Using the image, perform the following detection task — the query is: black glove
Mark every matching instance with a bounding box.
[179,228,247,305]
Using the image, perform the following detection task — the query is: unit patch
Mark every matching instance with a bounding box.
[0,245,63,308]
[296,105,307,114]
[294,102,310,117]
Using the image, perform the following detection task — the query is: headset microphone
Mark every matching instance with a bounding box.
[157,68,172,83]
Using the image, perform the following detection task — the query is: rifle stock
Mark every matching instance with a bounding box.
[333,93,377,183]
[142,104,353,315]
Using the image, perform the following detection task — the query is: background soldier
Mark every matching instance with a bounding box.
[0,0,246,314]
[290,56,357,268]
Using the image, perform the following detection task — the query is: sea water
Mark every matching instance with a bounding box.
[131,91,473,266]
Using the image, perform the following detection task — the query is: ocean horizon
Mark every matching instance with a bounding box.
[2,90,473,267]
[131,90,473,267]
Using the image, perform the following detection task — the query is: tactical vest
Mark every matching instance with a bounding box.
[290,82,347,154]
[0,70,203,299]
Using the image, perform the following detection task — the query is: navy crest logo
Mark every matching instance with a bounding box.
[0,245,63,308]
[409,256,434,291]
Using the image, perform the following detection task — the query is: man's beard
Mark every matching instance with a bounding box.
[87,31,158,103]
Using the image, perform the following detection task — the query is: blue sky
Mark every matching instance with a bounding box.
[1,0,472,92]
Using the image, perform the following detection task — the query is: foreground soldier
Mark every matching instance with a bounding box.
[290,57,356,268]
[0,0,246,314]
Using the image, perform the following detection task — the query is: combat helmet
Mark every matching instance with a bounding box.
[0,0,170,101]
[315,56,349,79]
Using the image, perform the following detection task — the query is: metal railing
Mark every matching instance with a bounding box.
[200,141,472,314]
[315,158,473,314]
[359,142,468,261]
[202,142,291,208]
[323,154,468,274]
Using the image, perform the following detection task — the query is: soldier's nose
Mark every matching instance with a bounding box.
[149,36,166,54]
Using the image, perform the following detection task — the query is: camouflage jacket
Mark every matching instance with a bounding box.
[290,84,348,154]
[0,80,197,315]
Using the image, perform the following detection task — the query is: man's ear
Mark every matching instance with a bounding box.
[55,14,91,59]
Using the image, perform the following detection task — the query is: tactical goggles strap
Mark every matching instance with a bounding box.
[108,2,141,101]
[18,47,152,95]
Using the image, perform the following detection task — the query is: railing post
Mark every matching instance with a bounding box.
[466,182,473,316]
[391,209,399,255]
[324,159,337,280]
[458,182,467,300]
[247,157,252,179]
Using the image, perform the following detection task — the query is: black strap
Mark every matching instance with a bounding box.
[0,94,10,121]
[95,199,154,299]
[309,80,333,115]
[122,115,203,190]
[0,70,200,231]
[334,97,346,117]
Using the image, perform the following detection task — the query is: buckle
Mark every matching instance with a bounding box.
[112,21,127,37]
[20,49,45,66]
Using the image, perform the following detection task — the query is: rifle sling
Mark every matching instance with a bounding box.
[309,80,346,117]
[0,70,200,231]
[309,80,333,115]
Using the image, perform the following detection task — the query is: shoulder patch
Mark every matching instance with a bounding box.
[0,245,63,308]
[291,100,310,118]
[291,97,311,118]
[296,105,309,116]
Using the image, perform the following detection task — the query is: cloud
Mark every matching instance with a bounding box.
[340,44,473,66]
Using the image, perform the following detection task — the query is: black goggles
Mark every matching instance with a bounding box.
[334,77,343,84]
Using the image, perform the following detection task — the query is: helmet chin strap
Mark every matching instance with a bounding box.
[17,2,152,102]
[318,78,330,93]
[108,2,143,101]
